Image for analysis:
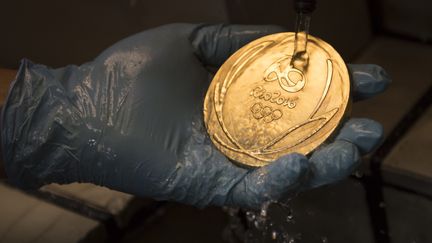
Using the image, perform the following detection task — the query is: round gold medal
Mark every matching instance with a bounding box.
[203,32,351,167]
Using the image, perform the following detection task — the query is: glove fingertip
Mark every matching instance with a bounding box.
[348,64,391,101]
[336,118,384,154]
[308,141,360,188]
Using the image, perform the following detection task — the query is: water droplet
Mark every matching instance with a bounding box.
[260,209,267,217]
[271,230,278,240]
[260,201,272,217]
[254,220,261,229]
[246,211,256,222]
[286,214,294,222]
[321,236,329,243]
[354,170,364,178]
[88,139,97,147]
[379,202,386,208]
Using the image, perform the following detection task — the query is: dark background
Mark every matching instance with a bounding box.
[1,0,430,68]
[0,0,432,243]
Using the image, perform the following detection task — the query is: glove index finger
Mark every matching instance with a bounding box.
[191,24,286,67]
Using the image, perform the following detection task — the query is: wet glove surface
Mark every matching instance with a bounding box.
[1,24,390,209]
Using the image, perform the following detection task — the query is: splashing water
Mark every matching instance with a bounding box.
[223,202,300,243]
[223,200,330,243]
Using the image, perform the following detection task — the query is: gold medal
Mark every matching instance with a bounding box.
[204,32,351,167]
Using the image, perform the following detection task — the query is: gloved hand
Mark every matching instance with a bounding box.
[1,24,390,209]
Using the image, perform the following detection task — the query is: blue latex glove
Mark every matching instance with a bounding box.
[1,24,390,209]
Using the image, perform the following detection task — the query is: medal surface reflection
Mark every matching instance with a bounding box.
[204,32,350,167]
